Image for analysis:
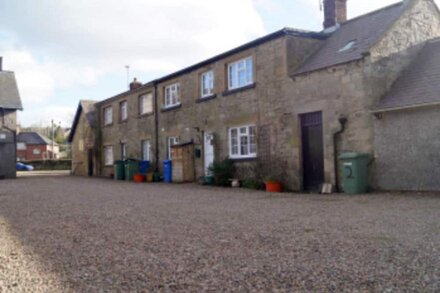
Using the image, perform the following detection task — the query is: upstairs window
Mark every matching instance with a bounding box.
[164,83,180,108]
[228,57,253,90]
[229,125,257,159]
[139,93,153,115]
[104,106,113,125]
[104,146,114,166]
[120,101,128,121]
[167,136,180,160]
[201,70,214,98]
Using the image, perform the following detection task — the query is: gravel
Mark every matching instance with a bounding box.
[0,176,439,292]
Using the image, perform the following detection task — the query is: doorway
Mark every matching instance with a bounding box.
[87,149,94,176]
[204,133,214,176]
[300,111,324,190]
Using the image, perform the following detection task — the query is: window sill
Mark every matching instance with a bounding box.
[161,104,182,112]
[230,156,257,162]
[119,119,128,124]
[103,123,113,127]
[138,112,154,118]
[196,94,217,103]
[222,83,256,96]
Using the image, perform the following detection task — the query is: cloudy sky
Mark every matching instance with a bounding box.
[0,0,437,127]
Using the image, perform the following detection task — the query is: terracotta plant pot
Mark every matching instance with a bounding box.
[265,181,282,193]
[133,174,145,183]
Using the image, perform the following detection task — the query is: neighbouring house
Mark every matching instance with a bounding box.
[17,132,60,161]
[67,100,98,176]
[76,0,440,191]
[96,79,156,174]
[0,57,23,179]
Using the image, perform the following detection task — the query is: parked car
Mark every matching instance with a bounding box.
[16,162,34,171]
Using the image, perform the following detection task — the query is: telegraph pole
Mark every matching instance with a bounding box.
[125,65,130,89]
[51,119,54,159]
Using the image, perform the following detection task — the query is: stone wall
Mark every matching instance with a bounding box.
[71,110,97,176]
[281,0,440,191]
[373,106,440,191]
[0,109,17,130]
[98,85,157,177]
[155,35,321,186]
[0,109,17,179]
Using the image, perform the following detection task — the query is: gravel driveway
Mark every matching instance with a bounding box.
[0,176,439,292]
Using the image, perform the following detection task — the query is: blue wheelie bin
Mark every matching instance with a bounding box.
[139,161,150,174]
[163,160,172,183]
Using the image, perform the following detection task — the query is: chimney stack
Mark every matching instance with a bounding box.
[323,0,347,29]
[129,77,142,91]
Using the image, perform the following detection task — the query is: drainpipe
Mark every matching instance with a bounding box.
[333,116,347,192]
[153,82,159,172]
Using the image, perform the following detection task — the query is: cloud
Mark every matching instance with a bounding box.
[0,0,266,126]
[17,105,75,127]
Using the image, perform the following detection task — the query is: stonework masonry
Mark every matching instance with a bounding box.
[71,110,97,176]
[98,85,157,177]
[88,0,440,191]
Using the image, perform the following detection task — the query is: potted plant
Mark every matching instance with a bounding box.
[265,176,282,192]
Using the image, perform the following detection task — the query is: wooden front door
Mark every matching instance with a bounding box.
[301,112,324,191]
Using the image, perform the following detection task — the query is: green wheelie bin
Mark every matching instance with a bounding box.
[339,152,370,194]
[125,159,139,181]
[114,160,125,180]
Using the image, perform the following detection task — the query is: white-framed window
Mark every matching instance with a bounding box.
[120,101,128,121]
[139,93,153,115]
[17,142,26,150]
[164,83,180,108]
[33,148,41,155]
[141,140,151,161]
[104,146,114,166]
[228,57,253,90]
[201,70,214,98]
[229,125,257,159]
[167,136,180,160]
[121,143,127,160]
[104,106,113,125]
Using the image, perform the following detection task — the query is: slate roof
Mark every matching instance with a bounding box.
[375,38,440,111]
[17,132,56,146]
[294,1,406,76]
[0,71,23,110]
[67,100,97,143]
[96,28,326,106]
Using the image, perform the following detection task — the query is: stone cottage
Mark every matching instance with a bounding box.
[78,0,440,191]
[0,57,23,179]
[96,79,157,177]
[68,100,98,176]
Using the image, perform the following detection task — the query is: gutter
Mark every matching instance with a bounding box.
[333,117,347,192]
[153,82,159,172]
[371,101,440,114]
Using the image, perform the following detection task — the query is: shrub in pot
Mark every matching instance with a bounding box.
[208,158,236,187]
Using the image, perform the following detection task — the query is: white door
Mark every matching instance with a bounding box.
[204,133,215,176]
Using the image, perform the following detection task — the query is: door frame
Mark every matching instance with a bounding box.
[203,132,215,176]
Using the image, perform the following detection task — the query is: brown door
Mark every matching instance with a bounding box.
[87,149,94,176]
[301,112,324,191]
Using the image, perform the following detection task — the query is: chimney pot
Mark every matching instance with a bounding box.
[129,77,142,90]
[323,0,347,29]
[0,57,2,71]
